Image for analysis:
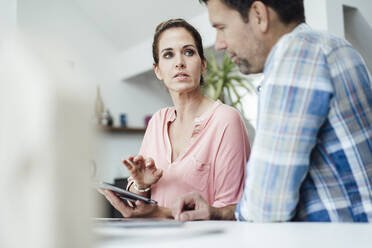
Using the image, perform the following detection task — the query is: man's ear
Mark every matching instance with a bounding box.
[153,64,163,80]
[250,1,270,33]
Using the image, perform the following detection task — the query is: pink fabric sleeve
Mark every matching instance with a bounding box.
[212,110,250,207]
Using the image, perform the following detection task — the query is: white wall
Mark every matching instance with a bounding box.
[344,6,372,72]
[0,0,17,42]
[304,0,372,72]
[304,0,372,38]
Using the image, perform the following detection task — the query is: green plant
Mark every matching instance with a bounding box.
[202,53,255,115]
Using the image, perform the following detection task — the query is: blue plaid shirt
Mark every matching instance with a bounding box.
[235,23,372,222]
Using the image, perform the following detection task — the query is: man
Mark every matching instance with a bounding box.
[172,0,372,222]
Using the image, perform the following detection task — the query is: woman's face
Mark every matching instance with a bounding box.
[154,27,206,94]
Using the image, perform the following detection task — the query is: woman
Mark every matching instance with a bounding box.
[102,19,250,218]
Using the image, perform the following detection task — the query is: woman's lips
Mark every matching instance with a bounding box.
[174,73,189,81]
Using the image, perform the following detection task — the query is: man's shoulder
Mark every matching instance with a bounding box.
[281,23,351,55]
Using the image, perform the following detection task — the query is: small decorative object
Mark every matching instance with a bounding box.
[103,110,113,126]
[120,113,127,127]
[94,85,105,125]
[144,115,152,127]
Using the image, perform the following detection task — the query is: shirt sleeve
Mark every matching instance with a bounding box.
[213,108,250,207]
[235,35,333,221]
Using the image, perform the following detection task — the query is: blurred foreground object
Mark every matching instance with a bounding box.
[0,31,97,248]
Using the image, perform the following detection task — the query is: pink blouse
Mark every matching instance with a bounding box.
[130,100,250,208]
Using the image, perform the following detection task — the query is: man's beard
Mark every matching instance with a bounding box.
[236,57,253,74]
[236,57,263,75]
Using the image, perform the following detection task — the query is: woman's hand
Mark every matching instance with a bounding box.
[123,155,163,189]
[102,190,172,218]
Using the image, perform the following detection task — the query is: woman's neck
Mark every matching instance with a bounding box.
[169,89,213,124]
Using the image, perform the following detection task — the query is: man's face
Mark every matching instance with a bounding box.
[207,0,268,74]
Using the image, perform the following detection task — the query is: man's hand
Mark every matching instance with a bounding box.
[172,192,237,221]
[102,190,172,218]
[172,192,213,221]
[123,155,163,189]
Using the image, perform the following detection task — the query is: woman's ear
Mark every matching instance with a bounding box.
[201,58,207,75]
[153,63,163,80]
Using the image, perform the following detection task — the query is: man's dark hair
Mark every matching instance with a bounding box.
[199,0,305,24]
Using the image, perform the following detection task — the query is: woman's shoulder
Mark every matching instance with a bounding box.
[212,102,243,124]
[148,106,175,123]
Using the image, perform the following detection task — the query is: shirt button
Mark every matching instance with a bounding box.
[256,85,262,93]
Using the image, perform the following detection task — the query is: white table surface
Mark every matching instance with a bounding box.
[94,220,372,248]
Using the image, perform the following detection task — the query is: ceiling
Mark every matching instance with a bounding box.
[73,0,207,50]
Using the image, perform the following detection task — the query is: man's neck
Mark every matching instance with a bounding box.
[268,21,301,50]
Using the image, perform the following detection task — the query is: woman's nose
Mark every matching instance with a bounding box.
[176,63,185,69]
[175,55,186,69]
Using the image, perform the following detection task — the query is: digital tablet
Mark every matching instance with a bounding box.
[96,181,157,205]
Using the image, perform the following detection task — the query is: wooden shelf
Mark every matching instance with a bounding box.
[99,126,147,132]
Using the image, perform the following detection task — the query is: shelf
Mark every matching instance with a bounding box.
[99,126,147,133]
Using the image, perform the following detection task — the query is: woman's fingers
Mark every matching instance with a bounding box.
[131,155,145,171]
[103,190,118,206]
[133,155,144,164]
[122,159,133,170]
[104,190,135,218]
[145,157,162,180]
[124,157,144,172]
[145,157,155,168]
[154,168,163,179]
[104,190,153,218]
[123,155,162,185]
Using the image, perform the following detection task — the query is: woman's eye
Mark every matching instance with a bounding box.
[163,52,173,59]
[185,49,195,56]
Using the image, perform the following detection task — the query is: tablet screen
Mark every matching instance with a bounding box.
[96,181,157,205]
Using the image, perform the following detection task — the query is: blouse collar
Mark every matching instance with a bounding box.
[167,100,222,135]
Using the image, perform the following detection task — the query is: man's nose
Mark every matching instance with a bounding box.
[215,39,227,51]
